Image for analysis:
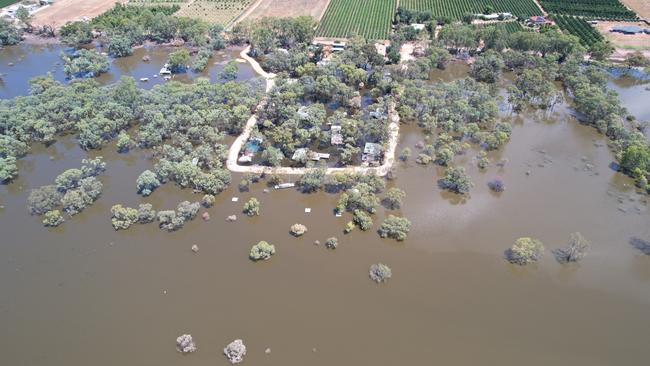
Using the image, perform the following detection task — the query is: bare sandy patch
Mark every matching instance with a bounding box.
[594,21,650,51]
[245,0,330,21]
[620,0,650,19]
[31,0,127,29]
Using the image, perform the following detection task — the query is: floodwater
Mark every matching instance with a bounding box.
[0,43,257,98]
[1,54,650,366]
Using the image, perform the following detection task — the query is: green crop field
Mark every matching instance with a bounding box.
[316,0,396,40]
[553,15,603,46]
[0,0,20,8]
[400,0,541,20]
[538,0,637,20]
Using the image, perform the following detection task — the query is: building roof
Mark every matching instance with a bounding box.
[363,142,382,156]
[612,25,644,34]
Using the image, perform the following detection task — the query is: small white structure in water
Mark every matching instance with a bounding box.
[159,64,172,76]
[231,197,239,202]
[139,77,149,82]
[274,183,295,189]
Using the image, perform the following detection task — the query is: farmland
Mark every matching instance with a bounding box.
[538,0,638,20]
[554,15,604,46]
[130,0,255,25]
[0,0,20,8]
[316,0,396,40]
[399,0,541,20]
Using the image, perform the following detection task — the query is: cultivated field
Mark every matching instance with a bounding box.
[316,0,395,40]
[595,21,650,50]
[31,0,128,28]
[400,0,541,20]
[538,0,637,20]
[0,0,20,8]
[130,0,254,25]
[175,0,255,24]
[245,0,331,20]
[554,15,604,46]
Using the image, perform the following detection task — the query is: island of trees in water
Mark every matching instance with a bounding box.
[0,5,648,246]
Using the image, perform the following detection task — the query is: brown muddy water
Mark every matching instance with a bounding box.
[1,59,650,366]
[0,44,257,98]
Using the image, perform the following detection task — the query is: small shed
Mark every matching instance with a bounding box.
[611,25,645,35]
[362,143,383,166]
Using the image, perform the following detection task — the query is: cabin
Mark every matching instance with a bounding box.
[332,41,346,52]
[362,143,382,166]
[411,23,426,31]
[292,148,330,162]
[611,25,646,35]
[528,16,552,26]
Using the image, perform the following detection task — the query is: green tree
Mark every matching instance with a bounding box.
[378,215,411,241]
[243,197,260,216]
[353,209,373,231]
[438,166,473,194]
[168,49,190,73]
[107,35,133,57]
[136,170,161,196]
[111,204,138,230]
[506,237,544,265]
[383,187,405,209]
[250,241,275,261]
[43,210,64,227]
[470,51,504,83]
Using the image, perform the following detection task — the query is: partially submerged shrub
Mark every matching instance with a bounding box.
[369,263,392,283]
[137,203,156,223]
[553,232,590,263]
[110,204,138,230]
[223,339,246,364]
[290,223,307,236]
[249,241,275,261]
[344,221,355,234]
[506,237,544,265]
[42,210,64,227]
[382,187,405,209]
[325,237,339,249]
[378,215,411,241]
[158,210,184,231]
[176,334,197,354]
[136,170,161,196]
[438,166,473,194]
[27,185,62,215]
[202,194,215,208]
[243,197,260,216]
[177,201,200,220]
[353,209,373,231]
[488,178,505,192]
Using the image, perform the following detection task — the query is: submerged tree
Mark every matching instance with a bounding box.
[378,215,411,241]
[369,263,392,283]
[136,170,161,196]
[62,49,110,78]
[243,197,260,216]
[382,187,405,209]
[505,237,544,265]
[42,210,64,227]
[111,204,138,230]
[553,232,590,263]
[249,241,276,261]
[438,166,473,194]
